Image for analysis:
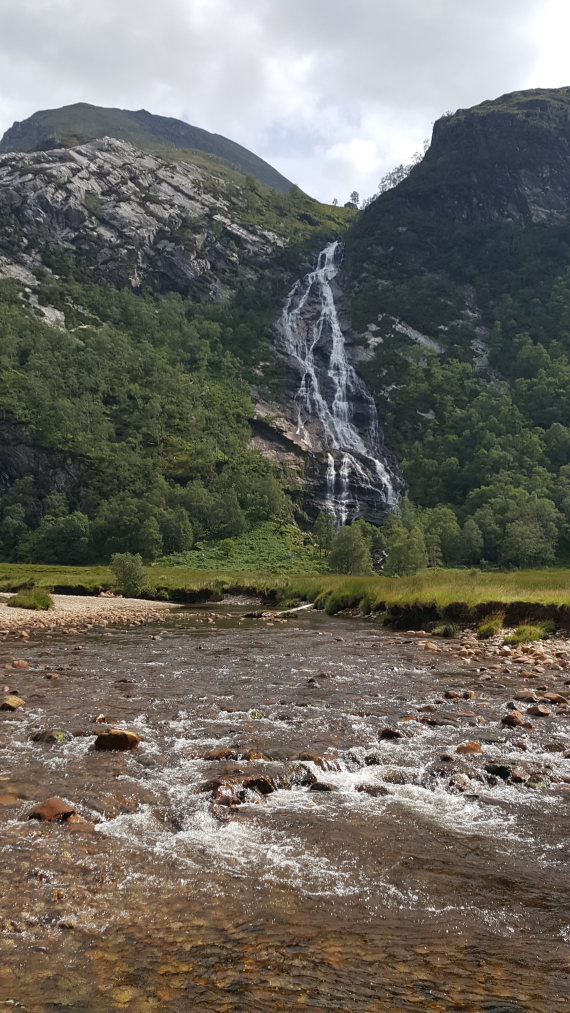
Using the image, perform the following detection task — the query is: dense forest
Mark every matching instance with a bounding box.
[0,273,294,564]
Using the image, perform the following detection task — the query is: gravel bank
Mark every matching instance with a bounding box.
[0,593,176,638]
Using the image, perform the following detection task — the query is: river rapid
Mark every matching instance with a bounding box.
[0,605,569,1012]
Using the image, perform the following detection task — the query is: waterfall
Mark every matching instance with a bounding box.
[279,240,400,525]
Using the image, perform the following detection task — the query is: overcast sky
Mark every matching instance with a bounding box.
[0,0,567,202]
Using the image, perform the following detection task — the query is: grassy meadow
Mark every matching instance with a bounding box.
[2,563,570,626]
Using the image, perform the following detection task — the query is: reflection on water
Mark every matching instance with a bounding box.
[0,608,569,1011]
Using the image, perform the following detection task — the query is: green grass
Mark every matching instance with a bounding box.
[432,622,460,638]
[504,621,555,644]
[1,565,570,622]
[477,614,505,639]
[6,588,54,610]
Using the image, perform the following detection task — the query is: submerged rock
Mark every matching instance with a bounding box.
[27,797,76,821]
[379,727,403,741]
[456,741,483,755]
[356,784,390,797]
[501,710,525,727]
[31,729,73,744]
[94,729,141,751]
[1,695,24,710]
[309,781,339,792]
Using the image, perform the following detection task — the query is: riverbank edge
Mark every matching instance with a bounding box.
[2,565,570,631]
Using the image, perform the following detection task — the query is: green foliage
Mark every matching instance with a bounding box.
[504,622,554,644]
[6,587,54,610]
[169,522,326,574]
[0,277,296,565]
[313,512,336,557]
[477,614,504,639]
[432,622,460,638]
[110,553,147,598]
[328,525,372,575]
[383,507,428,576]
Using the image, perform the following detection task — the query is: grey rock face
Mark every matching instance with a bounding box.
[0,138,285,297]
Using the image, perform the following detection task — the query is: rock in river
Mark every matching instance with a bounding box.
[1,695,25,711]
[27,797,76,822]
[94,729,141,751]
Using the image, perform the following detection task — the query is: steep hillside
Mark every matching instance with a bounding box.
[0,102,293,193]
[345,85,570,567]
[0,129,355,565]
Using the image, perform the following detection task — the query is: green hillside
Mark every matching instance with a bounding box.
[345,86,570,569]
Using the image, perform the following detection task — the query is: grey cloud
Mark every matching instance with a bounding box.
[0,0,545,200]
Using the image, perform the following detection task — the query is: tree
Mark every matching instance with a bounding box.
[461,518,483,564]
[313,511,336,557]
[27,512,90,564]
[348,191,360,208]
[110,553,147,598]
[383,520,428,576]
[327,525,372,574]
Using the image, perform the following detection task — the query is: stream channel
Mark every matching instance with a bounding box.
[0,604,569,1011]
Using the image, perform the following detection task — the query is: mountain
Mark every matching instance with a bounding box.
[3,86,570,572]
[345,85,570,567]
[0,119,355,567]
[0,102,293,193]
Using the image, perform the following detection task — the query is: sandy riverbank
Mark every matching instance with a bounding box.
[0,593,176,638]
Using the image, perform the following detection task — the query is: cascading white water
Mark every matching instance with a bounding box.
[279,241,399,524]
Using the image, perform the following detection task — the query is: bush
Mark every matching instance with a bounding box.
[6,588,54,610]
[432,622,460,638]
[110,553,147,598]
[504,621,555,644]
[477,614,504,639]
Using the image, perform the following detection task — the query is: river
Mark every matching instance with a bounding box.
[1,605,568,1011]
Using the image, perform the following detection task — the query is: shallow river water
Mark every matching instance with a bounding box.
[0,606,569,1012]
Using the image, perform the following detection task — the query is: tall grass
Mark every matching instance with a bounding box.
[1,564,570,615]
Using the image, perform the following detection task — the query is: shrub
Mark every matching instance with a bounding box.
[110,553,147,598]
[432,622,460,638]
[504,621,555,644]
[6,588,54,610]
[477,614,504,639]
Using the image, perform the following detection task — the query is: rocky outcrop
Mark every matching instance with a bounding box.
[0,137,286,298]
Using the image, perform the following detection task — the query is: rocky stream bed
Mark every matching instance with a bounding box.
[0,605,569,1011]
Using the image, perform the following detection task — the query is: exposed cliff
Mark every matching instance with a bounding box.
[0,137,289,299]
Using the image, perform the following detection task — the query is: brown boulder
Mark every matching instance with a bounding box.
[1,695,25,711]
[94,729,141,751]
[527,704,551,717]
[27,797,76,822]
[456,741,483,755]
[542,692,568,704]
[356,784,390,797]
[501,710,525,727]
[309,781,339,792]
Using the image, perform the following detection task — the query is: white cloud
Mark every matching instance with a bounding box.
[0,0,553,201]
